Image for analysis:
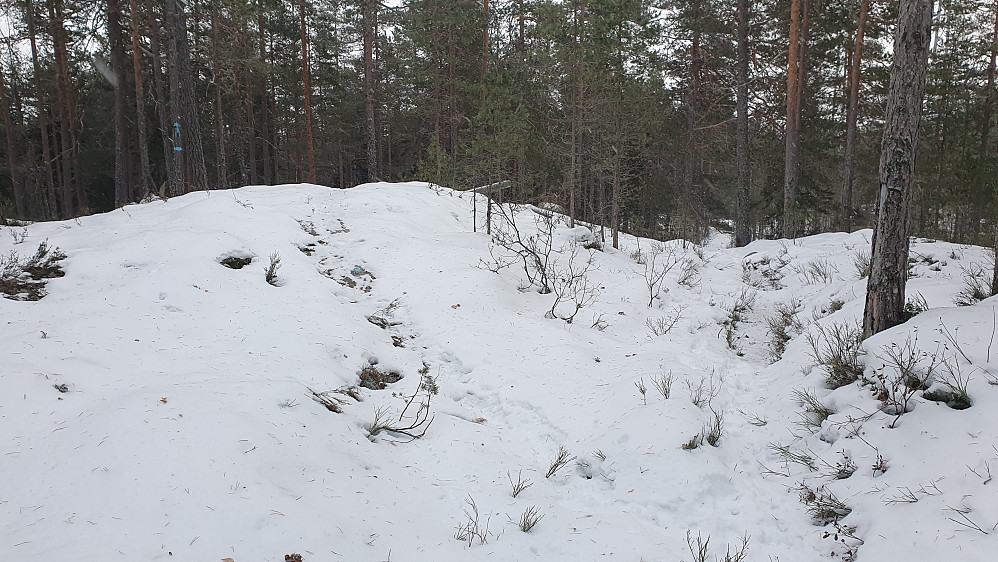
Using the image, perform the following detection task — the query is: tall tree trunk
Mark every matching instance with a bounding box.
[148,0,174,195]
[26,3,57,219]
[258,0,271,185]
[129,0,154,196]
[300,0,316,184]
[862,0,933,338]
[245,72,257,185]
[0,64,24,218]
[985,1,998,295]
[783,0,804,238]
[210,3,227,189]
[166,0,209,194]
[109,0,133,207]
[48,0,79,216]
[841,0,870,233]
[734,0,751,247]
[363,0,378,181]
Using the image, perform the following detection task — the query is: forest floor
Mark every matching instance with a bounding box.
[2,182,997,561]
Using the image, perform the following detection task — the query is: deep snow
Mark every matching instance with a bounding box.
[2,182,996,561]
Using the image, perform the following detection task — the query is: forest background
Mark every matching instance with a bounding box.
[1,0,996,249]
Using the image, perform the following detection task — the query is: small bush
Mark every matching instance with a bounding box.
[873,333,943,427]
[954,260,993,306]
[678,257,701,288]
[722,289,757,353]
[418,364,439,395]
[703,409,724,447]
[455,496,492,546]
[545,446,576,478]
[646,305,686,337]
[792,388,834,432]
[650,371,675,399]
[797,258,838,284]
[264,252,282,286]
[852,249,871,279]
[806,322,865,389]
[766,298,803,361]
[798,485,851,525]
[508,470,532,498]
[684,531,749,562]
[0,240,67,301]
[687,374,719,408]
[923,357,972,410]
[514,506,544,532]
[904,293,929,319]
[635,378,647,405]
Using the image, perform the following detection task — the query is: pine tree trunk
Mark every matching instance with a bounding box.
[783,0,803,238]
[109,0,133,208]
[129,0,154,196]
[985,1,998,295]
[841,0,869,233]
[363,0,378,181]
[245,72,257,185]
[48,0,79,216]
[148,0,174,196]
[734,0,751,247]
[257,0,271,185]
[166,0,209,194]
[862,0,933,338]
[300,0,316,184]
[210,4,227,189]
[26,4,58,219]
[0,65,25,218]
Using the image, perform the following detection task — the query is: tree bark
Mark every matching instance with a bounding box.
[148,0,174,196]
[48,0,80,216]
[109,0,133,207]
[985,1,998,295]
[129,0,154,196]
[165,0,209,194]
[783,0,805,238]
[26,3,58,218]
[258,0,271,185]
[840,0,870,233]
[300,0,316,184]
[0,63,24,218]
[863,0,933,338]
[211,3,227,189]
[363,0,378,182]
[734,0,751,247]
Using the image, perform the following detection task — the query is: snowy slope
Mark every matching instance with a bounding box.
[2,182,996,561]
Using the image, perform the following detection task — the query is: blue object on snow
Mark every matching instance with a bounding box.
[352,266,363,274]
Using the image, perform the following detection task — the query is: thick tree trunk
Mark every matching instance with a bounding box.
[148,0,173,195]
[363,0,378,181]
[26,4,57,219]
[986,1,998,295]
[300,0,316,184]
[840,0,870,233]
[863,0,933,338]
[211,4,227,189]
[258,1,271,185]
[783,0,804,238]
[245,72,257,185]
[109,0,133,207]
[49,0,79,216]
[166,0,209,194]
[734,0,751,247]
[129,0,154,196]
[0,66,24,218]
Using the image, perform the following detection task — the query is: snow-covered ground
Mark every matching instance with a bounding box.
[2,182,996,561]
